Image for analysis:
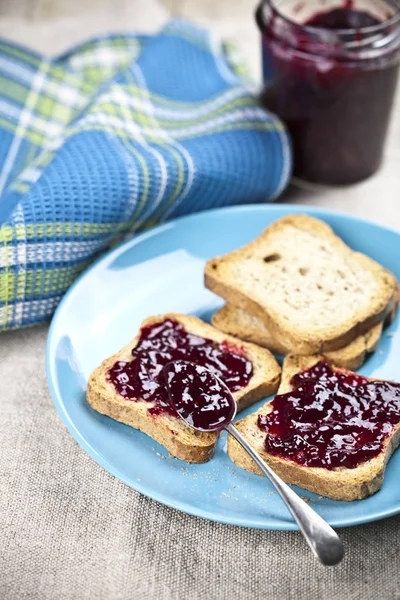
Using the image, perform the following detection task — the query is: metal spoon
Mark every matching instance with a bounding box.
[163,360,344,566]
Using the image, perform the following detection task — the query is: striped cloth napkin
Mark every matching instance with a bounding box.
[0,20,292,331]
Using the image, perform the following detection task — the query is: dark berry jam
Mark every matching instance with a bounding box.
[257,360,400,469]
[107,318,253,418]
[306,7,381,29]
[256,0,400,184]
[164,361,236,431]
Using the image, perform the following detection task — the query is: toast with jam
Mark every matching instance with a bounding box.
[205,214,398,356]
[228,355,400,500]
[86,314,281,463]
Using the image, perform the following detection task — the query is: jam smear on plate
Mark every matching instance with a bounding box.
[257,360,400,469]
[107,318,253,418]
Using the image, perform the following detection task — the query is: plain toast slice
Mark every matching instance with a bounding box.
[205,214,397,355]
[212,287,398,370]
[212,304,382,370]
[228,355,400,500]
[87,313,281,464]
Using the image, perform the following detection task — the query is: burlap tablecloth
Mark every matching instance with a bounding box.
[1,324,399,600]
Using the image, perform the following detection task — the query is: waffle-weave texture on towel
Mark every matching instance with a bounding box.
[0,20,292,330]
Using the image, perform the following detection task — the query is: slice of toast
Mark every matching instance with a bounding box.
[212,304,382,370]
[87,313,281,464]
[212,286,399,370]
[205,214,397,355]
[227,355,400,500]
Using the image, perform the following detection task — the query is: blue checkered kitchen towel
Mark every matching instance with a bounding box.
[0,20,292,331]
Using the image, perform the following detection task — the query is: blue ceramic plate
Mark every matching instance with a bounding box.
[46,205,400,530]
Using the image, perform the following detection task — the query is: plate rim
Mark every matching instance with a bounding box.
[46,203,400,530]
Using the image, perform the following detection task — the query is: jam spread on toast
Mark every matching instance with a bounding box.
[257,360,400,469]
[107,318,253,418]
[164,361,236,431]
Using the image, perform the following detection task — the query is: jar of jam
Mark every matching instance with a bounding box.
[256,0,400,184]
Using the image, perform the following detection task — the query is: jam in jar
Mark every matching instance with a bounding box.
[256,0,400,184]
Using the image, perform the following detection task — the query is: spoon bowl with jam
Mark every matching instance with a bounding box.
[163,359,344,567]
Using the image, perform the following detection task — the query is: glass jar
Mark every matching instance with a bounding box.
[256,0,400,185]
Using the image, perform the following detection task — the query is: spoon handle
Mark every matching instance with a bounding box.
[225,423,344,566]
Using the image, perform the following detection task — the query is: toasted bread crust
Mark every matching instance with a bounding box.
[87,313,281,463]
[212,304,383,370]
[87,367,216,462]
[212,287,398,370]
[228,354,400,500]
[205,215,397,355]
